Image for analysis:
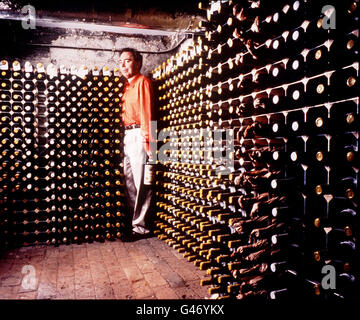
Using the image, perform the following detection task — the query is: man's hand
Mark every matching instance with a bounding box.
[146,150,154,161]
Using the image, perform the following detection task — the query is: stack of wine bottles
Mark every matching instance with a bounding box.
[0,60,126,247]
[152,0,359,300]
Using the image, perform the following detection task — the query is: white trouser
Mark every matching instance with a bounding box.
[123,128,153,234]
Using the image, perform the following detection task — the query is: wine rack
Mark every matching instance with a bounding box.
[0,61,126,247]
[152,0,359,300]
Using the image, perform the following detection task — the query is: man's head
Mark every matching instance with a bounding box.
[119,48,143,80]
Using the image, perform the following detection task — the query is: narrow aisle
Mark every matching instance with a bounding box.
[0,238,209,300]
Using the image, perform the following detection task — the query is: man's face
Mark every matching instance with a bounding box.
[119,51,140,79]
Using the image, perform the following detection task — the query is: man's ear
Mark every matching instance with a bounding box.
[135,61,142,73]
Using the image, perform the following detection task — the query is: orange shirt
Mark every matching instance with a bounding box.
[121,74,154,152]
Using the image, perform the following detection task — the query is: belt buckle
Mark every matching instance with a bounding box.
[125,124,138,130]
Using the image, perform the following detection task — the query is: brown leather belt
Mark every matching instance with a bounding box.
[124,124,140,130]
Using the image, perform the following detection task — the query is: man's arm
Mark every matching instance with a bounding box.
[139,76,154,158]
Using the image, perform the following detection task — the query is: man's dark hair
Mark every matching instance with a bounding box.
[119,47,143,70]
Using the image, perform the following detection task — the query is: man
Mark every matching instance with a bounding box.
[119,48,155,240]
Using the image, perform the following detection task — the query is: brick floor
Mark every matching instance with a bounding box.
[0,237,210,300]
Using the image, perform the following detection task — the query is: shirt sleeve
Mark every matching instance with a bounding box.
[138,77,154,153]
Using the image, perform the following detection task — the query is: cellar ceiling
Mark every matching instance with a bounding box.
[0,0,204,32]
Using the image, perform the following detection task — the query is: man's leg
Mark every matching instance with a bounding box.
[123,152,136,233]
[124,129,153,235]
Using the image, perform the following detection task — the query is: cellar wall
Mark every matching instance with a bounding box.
[152,0,359,301]
[0,19,180,76]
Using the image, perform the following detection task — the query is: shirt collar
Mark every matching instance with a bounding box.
[125,73,141,87]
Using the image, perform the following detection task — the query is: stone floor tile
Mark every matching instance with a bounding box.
[0,238,210,300]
